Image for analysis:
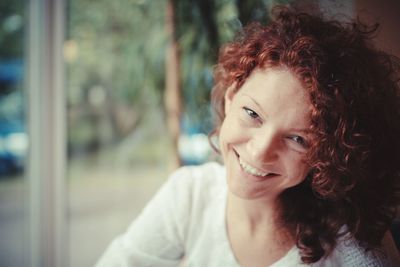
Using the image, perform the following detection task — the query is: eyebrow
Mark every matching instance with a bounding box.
[241,93,264,114]
[289,128,314,135]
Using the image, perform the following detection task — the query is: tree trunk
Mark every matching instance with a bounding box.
[165,0,182,169]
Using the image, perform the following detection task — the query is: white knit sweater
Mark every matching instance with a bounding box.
[96,162,400,267]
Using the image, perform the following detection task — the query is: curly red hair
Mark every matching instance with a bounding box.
[211,7,400,263]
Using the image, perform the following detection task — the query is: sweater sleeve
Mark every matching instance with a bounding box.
[95,167,195,267]
[318,234,391,267]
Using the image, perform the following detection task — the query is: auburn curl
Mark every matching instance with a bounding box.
[211,7,400,264]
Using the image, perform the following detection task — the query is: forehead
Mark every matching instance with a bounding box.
[236,67,311,125]
[239,67,308,99]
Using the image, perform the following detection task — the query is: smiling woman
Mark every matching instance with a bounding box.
[220,67,311,202]
[96,7,400,267]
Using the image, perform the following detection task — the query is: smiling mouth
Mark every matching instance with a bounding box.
[234,151,278,178]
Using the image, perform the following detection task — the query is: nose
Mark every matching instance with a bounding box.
[247,128,279,163]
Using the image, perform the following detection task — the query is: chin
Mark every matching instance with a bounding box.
[230,190,263,200]
[226,171,272,200]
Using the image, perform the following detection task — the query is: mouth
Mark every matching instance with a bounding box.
[234,150,278,178]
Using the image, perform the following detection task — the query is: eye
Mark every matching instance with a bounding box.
[243,107,259,119]
[289,135,308,147]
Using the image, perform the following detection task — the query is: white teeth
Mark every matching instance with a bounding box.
[239,157,270,177]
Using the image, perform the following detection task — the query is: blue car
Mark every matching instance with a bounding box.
[0,119,27,176]
[0,59,26,176]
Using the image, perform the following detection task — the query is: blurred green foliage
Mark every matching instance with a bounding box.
[66,0,292,153]
[67,0,168,153]
[0,0,24,122]
[67,0,167,108]
[0,0,24,60]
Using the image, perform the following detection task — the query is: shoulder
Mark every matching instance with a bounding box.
[95,162,227,266]
[166,161,226,200]
[318,235,390,267]
[169,161,225,181]
[134,161,225,221]
[164,162,227,242]
[158,162,226,218]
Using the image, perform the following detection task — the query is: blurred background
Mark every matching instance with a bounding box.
[0,0,398,266]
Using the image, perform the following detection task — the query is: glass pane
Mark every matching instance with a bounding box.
[0,0,29,267]
[65,1,171,266]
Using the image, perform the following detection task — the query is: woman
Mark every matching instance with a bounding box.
[96,8,400,266]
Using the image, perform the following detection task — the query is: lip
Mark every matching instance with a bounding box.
[233,149,279,181]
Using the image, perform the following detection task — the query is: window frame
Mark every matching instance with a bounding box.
[27,0,67,266]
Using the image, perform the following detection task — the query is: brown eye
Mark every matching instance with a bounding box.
[243,107,259,119]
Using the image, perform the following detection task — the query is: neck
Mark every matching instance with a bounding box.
[226,193,295,267]
[226,192,292,242]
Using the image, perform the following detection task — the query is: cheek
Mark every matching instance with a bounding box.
[287,155,309,181]
[218,119,231,152]
[219,116,244,158]
[219,115,236,142]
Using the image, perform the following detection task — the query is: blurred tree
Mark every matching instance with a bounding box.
[0,0,23,60]
[66,0,293,158]
[173,0,237,133]
[0,0,24,131]
[173,0,293,133]
[165,0,182,167]
[0,0,24,96]
[67,0,168,153]
[237,0,270,25]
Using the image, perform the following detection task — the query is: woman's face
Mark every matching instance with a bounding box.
[219,67,312,201]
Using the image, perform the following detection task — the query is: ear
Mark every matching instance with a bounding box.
[224,84,237,115]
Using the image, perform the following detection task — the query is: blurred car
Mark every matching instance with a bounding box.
[0,119,27,176]
[0,59,27,176]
